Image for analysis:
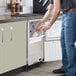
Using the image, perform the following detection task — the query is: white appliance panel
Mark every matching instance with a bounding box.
[27,19,44,65]
[44,19,62,61]
[45,19,62,40]
[28,41,42,65]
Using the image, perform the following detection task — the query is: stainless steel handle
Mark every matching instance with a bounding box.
[1,28,4,43]
[10,27,13,41]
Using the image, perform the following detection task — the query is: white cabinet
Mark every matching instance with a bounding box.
[0,37,4,74]
[0,21,27,74]
[45,19,62,40]
[27,19,44,65]
[44,19,62,61]
[45,40,62,61]
[28,41,43,65]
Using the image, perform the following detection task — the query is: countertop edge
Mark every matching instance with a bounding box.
[0,15,43,24]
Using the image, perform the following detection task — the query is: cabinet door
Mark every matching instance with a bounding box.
[28,41,43,65]
[45,40,62,61]
[0,44,3,74]
[0,21,27,73]
[0,24,7,74]
[0,40,4,74]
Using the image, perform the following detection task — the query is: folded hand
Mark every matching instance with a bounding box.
[36,23,51,32]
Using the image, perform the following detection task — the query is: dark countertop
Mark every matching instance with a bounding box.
[0,15,43,24]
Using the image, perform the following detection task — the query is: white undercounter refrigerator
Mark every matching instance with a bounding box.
[26,19,45,66]
[26,18,62,67]
[44,19,62,62]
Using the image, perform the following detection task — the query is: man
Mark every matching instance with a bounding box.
[36,0,76,76]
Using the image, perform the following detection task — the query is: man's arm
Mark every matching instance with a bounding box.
[40,4,54,23]
[36,4,54,32]
[42,0,61,32]
[49,0,61,26]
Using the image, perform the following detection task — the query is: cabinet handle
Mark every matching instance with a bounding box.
[1,28,4,43]
[10,27,13,41]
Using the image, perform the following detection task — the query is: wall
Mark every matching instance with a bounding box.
[0,0,7,15]
[22,0,33,14]
[0,0,33,15]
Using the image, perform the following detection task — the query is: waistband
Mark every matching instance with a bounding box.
[63,8,76,14]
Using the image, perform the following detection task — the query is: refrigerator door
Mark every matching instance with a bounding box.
[45,19,62,41]
[27,19,44,65]
[28,41,43,65]
[44,19,62,61]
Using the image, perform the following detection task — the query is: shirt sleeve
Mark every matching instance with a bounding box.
[50,0,53,4]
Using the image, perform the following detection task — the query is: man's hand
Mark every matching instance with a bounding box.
[36,25,43,32]
[42,24,51,32]
[36,23,51,32]
[36,22,43,32]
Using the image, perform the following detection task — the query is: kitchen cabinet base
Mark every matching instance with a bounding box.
[0,65,26,76]
[0,61,44,76]
[26,61,44,71]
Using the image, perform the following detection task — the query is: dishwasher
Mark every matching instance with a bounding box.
[26,19,44,66]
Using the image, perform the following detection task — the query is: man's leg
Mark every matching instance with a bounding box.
[60,19,68,72]
[53,16,68,74]
[64,12,76,76]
